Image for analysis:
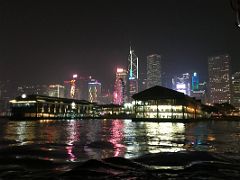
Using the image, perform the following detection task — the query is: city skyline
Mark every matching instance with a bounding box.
[0,0,240,88]
[1,1,240,178]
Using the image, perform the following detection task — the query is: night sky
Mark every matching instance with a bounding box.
[0,0,239,89]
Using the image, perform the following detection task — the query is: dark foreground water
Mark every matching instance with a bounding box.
[0,118,240,179]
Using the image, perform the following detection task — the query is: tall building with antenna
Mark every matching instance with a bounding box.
[127,46,139,101]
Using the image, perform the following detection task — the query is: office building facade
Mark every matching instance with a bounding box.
[232,72,240,109]
[48,84,65,98]
[147,54,162,88]
[208,54,231,104]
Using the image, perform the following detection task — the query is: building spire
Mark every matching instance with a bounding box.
[129,41,132,54]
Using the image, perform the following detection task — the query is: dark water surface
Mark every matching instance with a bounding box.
[0,118,240,179]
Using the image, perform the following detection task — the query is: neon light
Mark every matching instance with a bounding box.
[117,68,124,73]
[130,69,133,78]
[176,84,186,89]
[130,54,133,77]
[73,74,78,79]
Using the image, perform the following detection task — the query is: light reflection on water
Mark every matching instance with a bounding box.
[144,122,185,153]
[0,119,240,162]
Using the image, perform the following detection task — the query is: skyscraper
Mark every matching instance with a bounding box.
[208,54,231,104]
[88,79,101,103]
[191,73,207,104]
[191,72,199,91]
[113,68,127,105]
[232,72,240,110]
[127,46,139,101]
[147,54,162,88]
[48,84,65,98]
[64,74,79,99]
[172,73,191,96]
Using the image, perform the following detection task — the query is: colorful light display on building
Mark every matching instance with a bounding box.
[172,73,191,96]
[128,46,139,102]
[64,74,78,99]
[113,68,128,105]
[88,79,101,103]
[192,72,199,91]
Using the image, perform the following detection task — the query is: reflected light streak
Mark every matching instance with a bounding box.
[65,120,80,161]
[66,146,76,162]
[5,121,36,144]
[66,120,80,145]
[145,122,185,153]
[109,120,126,157]
[123,120,139,159]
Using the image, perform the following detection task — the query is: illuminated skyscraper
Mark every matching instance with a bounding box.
[127,46,138,101]
[232,72,240,109]
[191,81,207,104]
[88,79,101,103]
[113,68,127,105]
[208,54,231,104]
[64,74,79,99]
[147,54,162,88]
[191,72,199,91]
[48,84,65,98]
[172,73,191,96]
[190,72,207,103]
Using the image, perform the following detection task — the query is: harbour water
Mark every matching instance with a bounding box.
[0,118,240,179]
